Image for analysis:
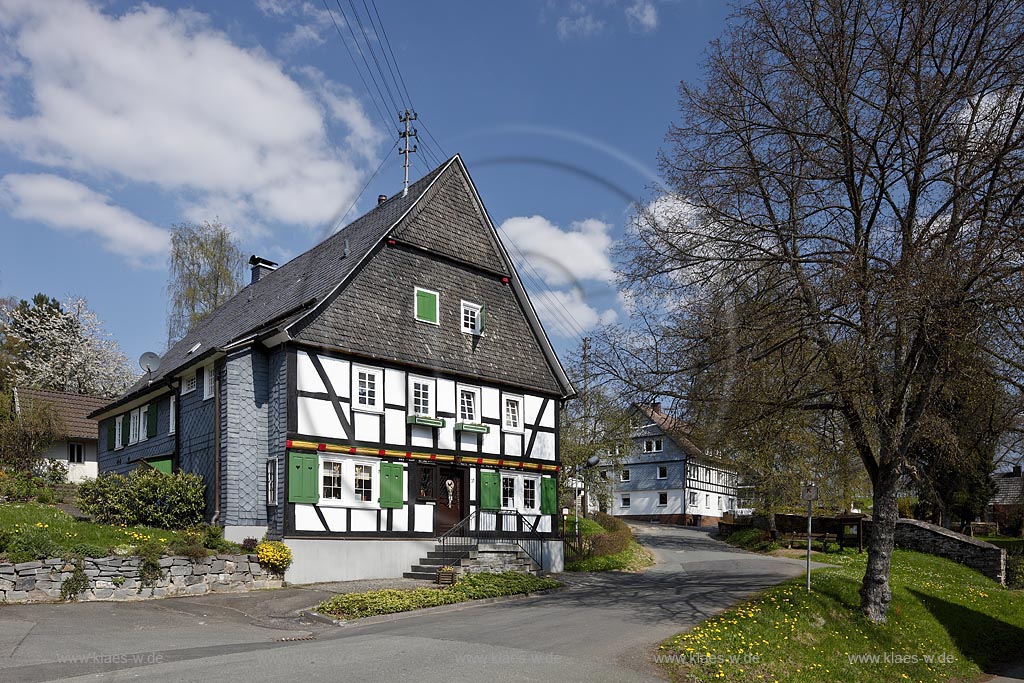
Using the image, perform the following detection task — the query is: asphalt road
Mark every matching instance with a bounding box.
[0,523,813,683]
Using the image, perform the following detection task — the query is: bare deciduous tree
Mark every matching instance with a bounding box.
[166,221,246,347]
[599,0,1024,622]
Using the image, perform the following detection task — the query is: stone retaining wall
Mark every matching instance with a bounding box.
[0,553,283,603]
[889,518,1006,585]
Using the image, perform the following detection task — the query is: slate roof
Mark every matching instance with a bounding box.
[94,155,573,417]
[15,387,106,440]
[635,403,705,460]
[991,470,1023,506]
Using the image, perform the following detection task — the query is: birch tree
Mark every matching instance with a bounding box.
[599,0,1024,622]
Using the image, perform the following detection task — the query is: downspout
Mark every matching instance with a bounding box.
[212,365,222,527]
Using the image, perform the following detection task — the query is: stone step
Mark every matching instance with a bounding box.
[415,557,455,566]
[426,550,476,559]
[402,571,437,580]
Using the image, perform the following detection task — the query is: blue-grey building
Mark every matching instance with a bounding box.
[605,403,738,526]
[89,156,575,582]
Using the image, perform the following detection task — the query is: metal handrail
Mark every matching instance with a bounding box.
[437,510,546,569]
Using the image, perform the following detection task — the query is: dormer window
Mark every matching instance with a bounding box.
[461,301,483,335]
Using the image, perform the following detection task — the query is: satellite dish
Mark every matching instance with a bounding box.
[139,351,161,374]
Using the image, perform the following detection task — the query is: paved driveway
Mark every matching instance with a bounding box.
[0,524,814,683]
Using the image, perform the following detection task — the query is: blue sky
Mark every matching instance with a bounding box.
[0,0,729,369]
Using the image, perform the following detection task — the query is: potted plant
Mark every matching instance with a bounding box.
[436,565,456,585]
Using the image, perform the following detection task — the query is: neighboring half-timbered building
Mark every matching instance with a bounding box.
[89,156,575,582]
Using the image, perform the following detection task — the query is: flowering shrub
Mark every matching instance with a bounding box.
[256,540,293,575]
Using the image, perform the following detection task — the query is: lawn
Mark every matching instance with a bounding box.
[564,513,655,572]
[658,549,1024,682]
[0,503,187,561]
[978,535,1024,551]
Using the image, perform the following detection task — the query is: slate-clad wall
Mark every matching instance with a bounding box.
[221,347,270,528]
[97,394,176,476]
[266,347,288,539]
[178,365,216,520]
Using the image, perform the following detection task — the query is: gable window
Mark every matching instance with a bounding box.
[459,387,480,423]
[139,405,149,442]
[129,409,140,444]
[620,469,630,482]
[523,478,538,511]
[657,465,668,479]
[409,377,434,417]
[354,463,373,502]
[203,365,215,400]
[182,372,197,394]
[621,495,630,508]
[322,461,343,501]
[353,366,383,412]
[659,492,668,506]
[169,395,176,435]
[644,438,663,453]
[461,301,483,335]
[503,395,523,432]
[501,475,516,509]
[114,416,123,450]
[414,287,440,325]
[68,442,84,464]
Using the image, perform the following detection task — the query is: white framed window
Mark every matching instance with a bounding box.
[705,494,710,507]
[354,463,374,502]
[503,395,523,432]
[68,442,84,464]
[414,286,440,325]
[322,460,344,501]
[266,458,278,506]
[688,491,697,506]
[114,415,124,450]
[459,386,480,423]
[182,372,197,395]
[129,408,140,444]
[168,395,176,435]
[352,365,383,413]
[621,495,630,508]
[522,477,538,511]
[408,376,435,418]
[203,364,215,401]
[718,496,723,510]
[139,405,149,442]
[461,300,483,335]
[644,438,664,453]
[319,458,379,508]
[658,492,668,506]
[620,469,630,482]
[657,465,668,479]
[501,474,516,509]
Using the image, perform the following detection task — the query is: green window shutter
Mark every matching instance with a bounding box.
[106,419,116,451]
[480,471,500,510]
[415,288,438,323]
[120,415,130,447]
[379,462,404,508]
[146,403,158,438]
[148,456,172,475]
[541,477,558,515]
[287,452,319,504]
[479,305,486,332]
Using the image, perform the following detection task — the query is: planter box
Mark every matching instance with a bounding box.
[436,570,456,585]
[406,415,446,428]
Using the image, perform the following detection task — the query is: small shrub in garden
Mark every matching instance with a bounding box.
[79,469,205,529]
[6,526,59,560]
[0,469,37,502]
[135,540,164,589]
[256,540,293,575]
[59,556,90,601]
[241,537,259,552]
[35,489,55,505]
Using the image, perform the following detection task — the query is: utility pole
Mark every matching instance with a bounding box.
[399,110,418,197]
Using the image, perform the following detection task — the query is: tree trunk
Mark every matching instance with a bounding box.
[860,469,900,622]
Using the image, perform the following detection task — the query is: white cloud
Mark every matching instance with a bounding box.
[532,288,617,339]
[556,12,604,40]
[0,173,169,266]
[625,0,658,33]
[0,0,378,241]
[257,0,336,52]
[500,215,616,286]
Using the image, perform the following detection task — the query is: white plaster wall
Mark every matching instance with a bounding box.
[297,397,345,439]
[41,441,97,483]
[295,351,326,393]
[532,432,555,461]
[286,539,437,583]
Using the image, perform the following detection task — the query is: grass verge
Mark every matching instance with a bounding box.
[315,572,561,620]
[566,541,655,572]
[657,549,1024,682]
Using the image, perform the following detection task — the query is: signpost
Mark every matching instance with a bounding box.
[800,482,819,591]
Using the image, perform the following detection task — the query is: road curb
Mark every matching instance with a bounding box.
[300,586,568,627]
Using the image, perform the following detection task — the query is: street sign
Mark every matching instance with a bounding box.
[801,484,819,501]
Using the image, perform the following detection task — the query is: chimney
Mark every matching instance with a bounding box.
[651,400,662,414]
[248,255,278,284]
[377,194,388,205]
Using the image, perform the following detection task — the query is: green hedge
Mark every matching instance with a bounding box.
[316,572,561,619]
[78,469,206,529]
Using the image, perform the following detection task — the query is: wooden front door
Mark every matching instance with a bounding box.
[435,467,467,533]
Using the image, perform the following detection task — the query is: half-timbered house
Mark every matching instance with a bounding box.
[89,156,575,582]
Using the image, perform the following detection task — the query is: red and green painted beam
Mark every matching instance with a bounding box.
[285,439,560,473]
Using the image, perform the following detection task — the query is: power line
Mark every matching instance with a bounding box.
[322,138,399,238]
[333,0,399,127]
[367,0,415,107]
[344,0,403,116]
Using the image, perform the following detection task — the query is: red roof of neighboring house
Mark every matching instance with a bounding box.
[14,387,107,441]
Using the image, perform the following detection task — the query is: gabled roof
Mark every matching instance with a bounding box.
[991,470,1023,506]
[635,402,704,460]
[15,387,106,440]
[93,155,573,418]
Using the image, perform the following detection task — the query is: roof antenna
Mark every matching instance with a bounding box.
[399,109,418,197]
